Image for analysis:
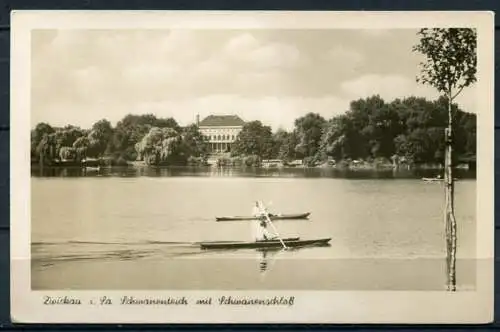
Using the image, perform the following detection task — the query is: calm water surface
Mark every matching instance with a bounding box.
[31,167,477,290]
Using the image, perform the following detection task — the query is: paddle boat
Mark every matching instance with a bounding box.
[422,176,459,182]
[204,202,329,251]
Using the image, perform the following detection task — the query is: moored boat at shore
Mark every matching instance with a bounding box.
[422,177,459,182]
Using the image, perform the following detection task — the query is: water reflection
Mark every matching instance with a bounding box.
[257,249,279,274]
[31,165,477,180]
[256,243,333,275]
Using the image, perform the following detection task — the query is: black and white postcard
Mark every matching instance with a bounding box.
[10,10,494,323]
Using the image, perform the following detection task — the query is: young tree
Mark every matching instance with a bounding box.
[413,28,477,291]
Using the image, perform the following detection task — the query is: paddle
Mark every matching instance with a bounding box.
[265,201,282,218]
[258,201,288,250]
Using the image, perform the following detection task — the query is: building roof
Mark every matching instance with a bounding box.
[198,115,245,127]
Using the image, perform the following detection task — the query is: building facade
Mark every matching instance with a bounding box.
[198,115,245,153]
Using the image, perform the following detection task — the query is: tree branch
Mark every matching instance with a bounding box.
[451,85,465,101]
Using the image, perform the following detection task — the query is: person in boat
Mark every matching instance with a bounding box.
[256,220,278,241]
[252,201,278,241]
[252,201,261,219]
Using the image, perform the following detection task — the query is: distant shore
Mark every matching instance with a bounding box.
[31,158,473,172]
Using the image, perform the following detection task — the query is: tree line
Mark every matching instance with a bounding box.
[31,114,208,166]
[31,94,476,167]
[231,95,475,166]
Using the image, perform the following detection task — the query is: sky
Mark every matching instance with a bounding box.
[31,29,477,131]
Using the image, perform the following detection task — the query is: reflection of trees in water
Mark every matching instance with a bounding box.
[31,165,477,180]
[32,166,82,177]
[210,167,236,177]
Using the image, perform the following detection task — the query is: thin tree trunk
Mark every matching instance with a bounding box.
[445,92,457,291]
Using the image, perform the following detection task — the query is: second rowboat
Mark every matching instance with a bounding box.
[215,212,310,222]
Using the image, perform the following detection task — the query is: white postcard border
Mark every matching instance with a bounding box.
[10,10,495,324]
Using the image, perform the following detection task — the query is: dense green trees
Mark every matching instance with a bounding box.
[315,95,475,166]
[31,95,476,167]
[88,119,114,157]
[135,127,182,165]
[278,95,474,166]
[181,124,210,159]
[31,122,55,153]
[240,95,475,167]
[294,113,327,159]
[272,129,298,161]
[231,121,274,159]
[108,114,181,161]
[32,114,209,166]
[32,124,87,165]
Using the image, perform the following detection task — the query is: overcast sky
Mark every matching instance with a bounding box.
[31,29,477,131]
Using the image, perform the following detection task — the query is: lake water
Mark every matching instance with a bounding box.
[31,167,477,291]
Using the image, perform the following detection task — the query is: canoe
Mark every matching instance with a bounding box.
[422,177,442,182]
[215,212,310,222]
[422,177,459,182]
[200,237,331,250]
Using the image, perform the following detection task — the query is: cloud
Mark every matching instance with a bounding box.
[325,46,364,68]
[136,95,350,130]
[341,74,424,100]
[223,33,260,56]
[222,32,304,70]
[33,30,311,108]
[340,74,477,113]
[359,29,391,37]
[247,42,302,69]
[33,94,351,131]
[123,63,182,85]
[31,29,478,130]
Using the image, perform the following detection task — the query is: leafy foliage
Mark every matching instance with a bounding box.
[232,121,274,159]
[109,114,181,161]
[31,123,55,153]
[88,119,114,157]
[413,28,477,97]
[181,124,209,160]
[272,129,298,161]
[320,96,475,164]
[32,95,476,167]
[294,113,327,158]
[135,127,182,165]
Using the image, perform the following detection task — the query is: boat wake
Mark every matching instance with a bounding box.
[31,238,332,269]
[31,240,210,266]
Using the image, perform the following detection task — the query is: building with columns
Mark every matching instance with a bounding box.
[197,115,245,153]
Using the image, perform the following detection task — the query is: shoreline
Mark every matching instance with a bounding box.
[31,158,474,171]
[30,163,472,172]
